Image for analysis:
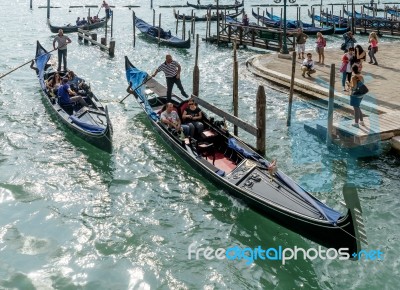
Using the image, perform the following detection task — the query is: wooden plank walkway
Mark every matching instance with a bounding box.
[333,112,400,145]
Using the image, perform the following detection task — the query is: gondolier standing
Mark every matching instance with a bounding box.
[102,1,111,18]
[152,54,189,102]
[53,29,72,72]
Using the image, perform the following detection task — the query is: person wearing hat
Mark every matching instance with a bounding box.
[57,77,88,107]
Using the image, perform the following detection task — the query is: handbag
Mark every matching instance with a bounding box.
[353,81,369,96]
[368,45,371,51]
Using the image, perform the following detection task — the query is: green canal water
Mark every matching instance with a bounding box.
[0,0,398,289]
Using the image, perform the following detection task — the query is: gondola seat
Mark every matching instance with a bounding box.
[196,141,216,165]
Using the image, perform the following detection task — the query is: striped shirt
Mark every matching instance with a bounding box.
[156,60,180,78]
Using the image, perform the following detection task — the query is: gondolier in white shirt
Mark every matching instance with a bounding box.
[152,54,189,102]
[53,29,72,72]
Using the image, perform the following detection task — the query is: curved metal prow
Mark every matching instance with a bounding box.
[342,183,368,256]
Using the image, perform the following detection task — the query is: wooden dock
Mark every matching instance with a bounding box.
[205,20,295,51]
[333,112,400,145]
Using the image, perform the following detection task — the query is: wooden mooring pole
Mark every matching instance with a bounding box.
[111,9,114,39]
[326,64,335,146]
[216,0,220,46]
[133,11,136,47]
[193,34,200,97]
[182,16,186,40]
[256,85,266,156]
[47,0,50,19]
[150,0,153,9]
[158,13,161,46]
[233,41,239,136]
[176,11,179,34]
[30,0,33,9]
[153,9,155,26]
[287,51,296,126]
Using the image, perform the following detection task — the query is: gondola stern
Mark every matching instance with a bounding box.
[341,183,368,257]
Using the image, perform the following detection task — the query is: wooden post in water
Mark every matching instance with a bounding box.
[193,34,200,97]
[216,0,220,46]
[205,13,209,41]
[151,0,153,9]
[105,12,108,44]
[47,0,50,19]
[257,7,260,26]
[91,32,97,45]
[153,9,155,26]
[208,9,211,37]
[256,86,266,156]
[176,10,179,34]
[233,41,239,136]
[84,33,89,44]
[158,13,161,46]
[311,8,315,27]
[193,13,196,39]
[109,39,115,57]
[287,51,297,126]
[326,64,335,146]
[182,16,186,40]
[133,11,136,47]
[110,10,114,39]
[30,0,32,9]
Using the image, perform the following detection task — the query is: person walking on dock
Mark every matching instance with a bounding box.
[349,65,367,127]
[152,54,189,102]
[295,28,308,60]
[343,31,357,52]
[53,29,72,72]
[368,32,379,66]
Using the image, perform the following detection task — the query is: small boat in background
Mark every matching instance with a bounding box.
[173,8,243,21]
[47,17,108,33]
[135,17,191,49]
[187,0,243,10]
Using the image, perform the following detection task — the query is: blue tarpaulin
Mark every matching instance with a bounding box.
[126,67,159,122]
[69,115,105,133]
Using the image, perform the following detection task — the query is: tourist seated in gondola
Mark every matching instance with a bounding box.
[80,17,88,26]
[46,72,62,94]
[67,71,83,90]
[93,15,100,23]
[182,98,204,138]
[76,17,81,26]
[58,78,88,108]
[161,103,190,138]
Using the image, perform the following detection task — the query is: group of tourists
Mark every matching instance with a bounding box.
[76,15,101,26]
[293,28,380,128]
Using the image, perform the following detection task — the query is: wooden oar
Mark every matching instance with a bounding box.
[0,45,63,80]
[119,76,152,103]
[96,2,102,16]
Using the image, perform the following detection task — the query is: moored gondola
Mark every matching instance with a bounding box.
[33,41,112,153]
[47,17,108,33]
[135,17,190,49]
[173,8,243,21]
[253,9,336,35]
[187,0,243,10]
[124,55,366,255]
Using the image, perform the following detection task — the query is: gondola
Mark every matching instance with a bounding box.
[306,10,350,34]
[173,8,243,21]
[135,17,190,49]
[264,9,314,28]
[253,9,336,35]
[363,4,387,12]
[308,9,349,26]
[47,17,108,33]
[33,41,112,153]
[124,55,366,255]
[187,0,243,10]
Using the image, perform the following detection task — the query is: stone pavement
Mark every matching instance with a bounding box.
[246,42,400,115]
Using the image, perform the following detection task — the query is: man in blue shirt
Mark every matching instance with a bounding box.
[57,78,88,107]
